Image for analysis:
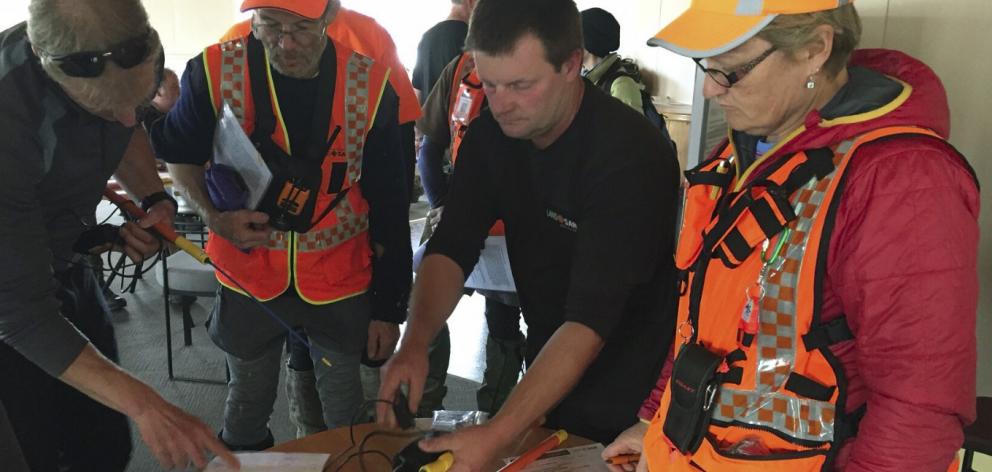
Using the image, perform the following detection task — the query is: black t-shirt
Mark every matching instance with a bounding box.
[411,19,467,105]
[426,81,680,441]
[269,71,320,158]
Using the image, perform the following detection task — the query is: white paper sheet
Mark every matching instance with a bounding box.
[212,102,273,210]
[501,443,611,471]
[464,236,516,292]
[205,452,329,472]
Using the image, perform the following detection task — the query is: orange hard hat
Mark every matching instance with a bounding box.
[648,0,854,58]
[240,0,327,19]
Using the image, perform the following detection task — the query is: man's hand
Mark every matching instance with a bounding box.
[426,206,444,232]
[132,391,239,470]
[60,345,239,471]
[206,210,271,249]
[419,424,512,472]
[367,320,400,362]
[118,198,176,263]
[602,422,648,472]
[376,344,429,426]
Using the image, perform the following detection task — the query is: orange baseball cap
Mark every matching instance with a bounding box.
[649,0,854,58]
[240,0,327,19]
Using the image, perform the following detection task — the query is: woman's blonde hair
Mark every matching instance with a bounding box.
[757,4,862,77]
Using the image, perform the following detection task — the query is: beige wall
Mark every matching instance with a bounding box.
[145,0,241,73]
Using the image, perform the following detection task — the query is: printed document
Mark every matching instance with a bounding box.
[212,102,272,210]
[205,452,329,471]
[464,236,516,292]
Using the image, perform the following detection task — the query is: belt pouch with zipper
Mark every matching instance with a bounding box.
[663,342,724,454]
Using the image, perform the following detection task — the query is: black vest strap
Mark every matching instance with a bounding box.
[726,348,747,364]
[724,367,744,385]
[784,372,837,402]
[779,147,835,195]
[802,316,855,351]
[685,167,734,188]
[246,36,282,163]
[836,403,867,443]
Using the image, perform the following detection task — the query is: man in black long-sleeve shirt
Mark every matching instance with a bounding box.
[0,1,237,470]
[149,0,411,450]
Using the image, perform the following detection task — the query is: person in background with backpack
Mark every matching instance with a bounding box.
[580,8,644,114]
[580,8,675,152]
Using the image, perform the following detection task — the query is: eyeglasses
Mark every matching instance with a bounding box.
[45,31,153,78]
[693,46,777,88]
[252,20,326,45]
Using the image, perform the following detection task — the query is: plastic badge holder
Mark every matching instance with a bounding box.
[431,410,489,432]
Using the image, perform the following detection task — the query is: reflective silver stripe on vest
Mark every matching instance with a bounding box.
[711,139,856,443]
[218,40,247,123]
[295,52,375,253]
[267,230,289,250]
[343,52,374,183]
[296,198,370,253]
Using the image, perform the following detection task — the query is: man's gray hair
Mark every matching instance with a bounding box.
[27,0,162,117]
[27,0,151,55]
[452,0,465,5]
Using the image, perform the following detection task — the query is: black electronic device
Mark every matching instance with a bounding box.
[392,390,416,430]
[392,432,445,472]
[72,223,122,254]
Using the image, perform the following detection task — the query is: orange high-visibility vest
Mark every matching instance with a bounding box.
[448,52,484,166]
[202,35,390,304]
[446,52,504,235]
[643,126,961,471]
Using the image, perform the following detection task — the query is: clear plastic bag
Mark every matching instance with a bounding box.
[430,410,489,432]
[721,435,772,456]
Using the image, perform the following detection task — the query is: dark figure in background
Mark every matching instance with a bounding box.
[412,0,476,105]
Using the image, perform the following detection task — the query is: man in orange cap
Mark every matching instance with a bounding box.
[218,0,424,439]
[603,1,977,471]
[221,0,422,200]
[150,0,412,451]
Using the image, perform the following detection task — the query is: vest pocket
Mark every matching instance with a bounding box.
[689,436,829,471]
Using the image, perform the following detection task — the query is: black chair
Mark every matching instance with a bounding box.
[154,210,227,385]
[963,396,992,472]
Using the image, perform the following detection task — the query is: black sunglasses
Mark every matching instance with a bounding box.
[47,32,153,78]
[693,46,777,88]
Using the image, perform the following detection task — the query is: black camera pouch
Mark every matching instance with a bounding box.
[663,342,725,454]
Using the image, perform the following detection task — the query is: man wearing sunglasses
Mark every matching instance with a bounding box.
[0,0,238,471]
[150,0,411,452]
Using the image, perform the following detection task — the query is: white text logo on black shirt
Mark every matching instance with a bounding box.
[546,209,578,232]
